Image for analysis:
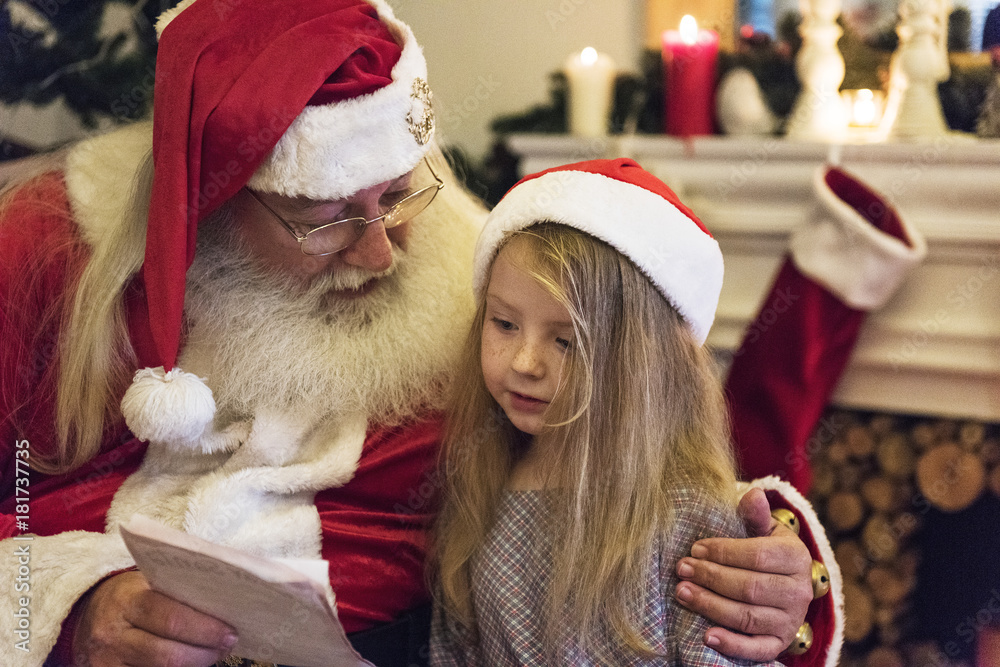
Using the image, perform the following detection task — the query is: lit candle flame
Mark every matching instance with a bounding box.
[853,89,876,125]
[580,47,598,66]
[679,15,699,45]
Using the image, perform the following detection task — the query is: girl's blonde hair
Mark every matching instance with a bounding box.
[7,142,482,474]
[433,222,739,659]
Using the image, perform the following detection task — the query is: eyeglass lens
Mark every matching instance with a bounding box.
[300,185,440,256]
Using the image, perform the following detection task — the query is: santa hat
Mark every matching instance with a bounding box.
[473,158,724,345]
[121,0,434,448]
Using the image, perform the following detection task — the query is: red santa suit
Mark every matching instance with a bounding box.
[0,128,448,663]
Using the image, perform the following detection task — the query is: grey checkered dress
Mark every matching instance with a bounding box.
[430,487,782,666]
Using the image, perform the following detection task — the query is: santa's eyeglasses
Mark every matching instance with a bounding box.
[244,159,444,256]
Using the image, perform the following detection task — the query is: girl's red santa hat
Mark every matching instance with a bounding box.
[121,0,435,449]
[473,158,724,345]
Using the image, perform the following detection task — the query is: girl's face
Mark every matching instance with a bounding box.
[481,241,574,436]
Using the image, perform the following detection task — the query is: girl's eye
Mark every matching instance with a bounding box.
[556,337,571,351]
[491,317,515,331]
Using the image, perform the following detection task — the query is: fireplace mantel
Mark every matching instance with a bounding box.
[505,134,1000,421]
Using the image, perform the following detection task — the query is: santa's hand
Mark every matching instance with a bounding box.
[674,487,812,662]
[74,570,238,667]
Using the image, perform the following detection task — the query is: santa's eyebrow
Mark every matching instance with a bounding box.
[291,172,416,215]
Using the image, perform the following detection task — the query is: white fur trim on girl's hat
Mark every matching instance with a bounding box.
[474,158,724,345]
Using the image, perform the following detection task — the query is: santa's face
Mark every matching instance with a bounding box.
[231,169,416,294]
[184,165,479,424]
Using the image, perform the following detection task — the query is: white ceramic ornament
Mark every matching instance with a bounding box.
[716,68,778,135]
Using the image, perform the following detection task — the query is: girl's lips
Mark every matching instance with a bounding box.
[509,391,548,413]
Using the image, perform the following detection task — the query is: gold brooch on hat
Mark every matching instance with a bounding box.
[407,77,434,145]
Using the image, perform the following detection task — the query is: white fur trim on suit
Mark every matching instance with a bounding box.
[153,0,195,36]
[739,475,844,667]
[0,531,134,666]
[106,410,368,558]
[474,170,724,345]
[64,120,153,248]
[1,409,365,666]
[790,166,927,311]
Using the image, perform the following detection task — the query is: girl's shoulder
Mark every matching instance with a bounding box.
[662,485,746,555]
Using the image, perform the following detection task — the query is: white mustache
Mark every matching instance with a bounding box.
[316,247,402,292]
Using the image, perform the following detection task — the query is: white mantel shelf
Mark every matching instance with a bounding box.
[506,133,1000,421]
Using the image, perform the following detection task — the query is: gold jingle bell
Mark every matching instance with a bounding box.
[811,559,831,598]
[786,622,813,655]
[771,508,800,535]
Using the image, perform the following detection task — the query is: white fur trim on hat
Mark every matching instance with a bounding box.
[790,166,927,311]
[474,170,724,345]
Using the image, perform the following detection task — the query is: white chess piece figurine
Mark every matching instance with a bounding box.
[882,0,951,138]
[785,0,849,141]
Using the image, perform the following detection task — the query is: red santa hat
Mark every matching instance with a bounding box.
[473,158,724,345]
[121,0,435,448]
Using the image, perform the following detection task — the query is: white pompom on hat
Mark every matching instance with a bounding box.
[121,0,434,447]
[473,158,724,345]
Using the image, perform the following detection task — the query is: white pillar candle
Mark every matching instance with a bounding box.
[564,47,616,137]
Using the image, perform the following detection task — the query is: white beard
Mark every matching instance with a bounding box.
[181,203,478,427]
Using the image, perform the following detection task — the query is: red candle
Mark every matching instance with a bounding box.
[662,16,719,136]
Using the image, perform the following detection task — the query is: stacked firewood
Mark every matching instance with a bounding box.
[807,411,1000,667]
